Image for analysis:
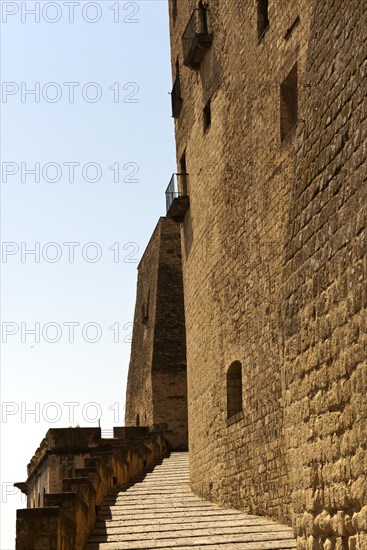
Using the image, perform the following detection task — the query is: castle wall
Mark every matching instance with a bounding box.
[168,0,366,546]
[125,217,188,449]
[283,2,367,546]
[151,219,188,449]
[125,221,161,429]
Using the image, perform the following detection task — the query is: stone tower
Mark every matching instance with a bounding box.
[125,217,188,450]
[164,0,367,547]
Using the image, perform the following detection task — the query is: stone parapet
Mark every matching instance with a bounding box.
[15,427,169,550]
[16,507,75,550]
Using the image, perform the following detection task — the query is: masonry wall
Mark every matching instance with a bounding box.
[283,2,367,547]
[125,217,188,450]
[168,0,366,547]
[24,428,101,508]
[151,220,188,449]
[125,222,161,429]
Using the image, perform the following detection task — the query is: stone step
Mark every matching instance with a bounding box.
[96,510,259,521]
[90,530,293,550]
[116,492,194,496]
[101,504,212,511]
[86,542,297,550]
[96,515,272,530]
[95,519,280,530]
[86,537,297,550]
[102,497,207,505]
[92,525,293,537]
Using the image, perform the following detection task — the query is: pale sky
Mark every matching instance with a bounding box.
[0,1,176,547]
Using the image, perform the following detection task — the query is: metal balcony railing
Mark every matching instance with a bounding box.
[166,173,181,212]
[171,74,183,118]
[165,173,189,221]
[182,7,213,69]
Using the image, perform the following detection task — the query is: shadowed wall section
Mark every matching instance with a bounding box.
[125,217,188,450]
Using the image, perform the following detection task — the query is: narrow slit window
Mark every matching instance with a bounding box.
[180,152,188,195]
[171,58,183,118]
[280,63,298,141]
[226,361,243,419]
[172,0,177,22]
[203,100,211,132]
[141,290,150,324]
[257,0,269,40]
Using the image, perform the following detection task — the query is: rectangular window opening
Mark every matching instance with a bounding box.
[280,62,298,142]
[257,0,269,40]
[226,361,243,421]
[171,58,183,118]
[203,100,211,132]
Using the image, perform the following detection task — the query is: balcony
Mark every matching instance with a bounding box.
[182,7,213,70]
[171,75,183,118]
[165,173,190,222]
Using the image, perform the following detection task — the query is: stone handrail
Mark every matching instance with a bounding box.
[15,427,169,549]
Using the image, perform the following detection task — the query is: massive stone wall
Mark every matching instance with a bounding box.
[125,217,188,450]
[283,2,367,547]
[125,221,161,429]
[168,0,366,547]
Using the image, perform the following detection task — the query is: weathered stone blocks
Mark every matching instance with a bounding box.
[125,217,188,450]
[164,0,367,547]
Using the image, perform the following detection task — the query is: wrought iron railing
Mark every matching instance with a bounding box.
[171,74,183,118]
[165,173,188,214]
[182,7,212,68]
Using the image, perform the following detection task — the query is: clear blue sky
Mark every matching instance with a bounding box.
[0,1,176,546]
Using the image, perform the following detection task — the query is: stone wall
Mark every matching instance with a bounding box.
[283,1,367,547]
[167,0,366,547]
[15,427,169,549]
[22,428,101,509]
[125,217,188,450]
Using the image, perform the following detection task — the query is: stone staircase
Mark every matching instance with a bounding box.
[86,452,297,550]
